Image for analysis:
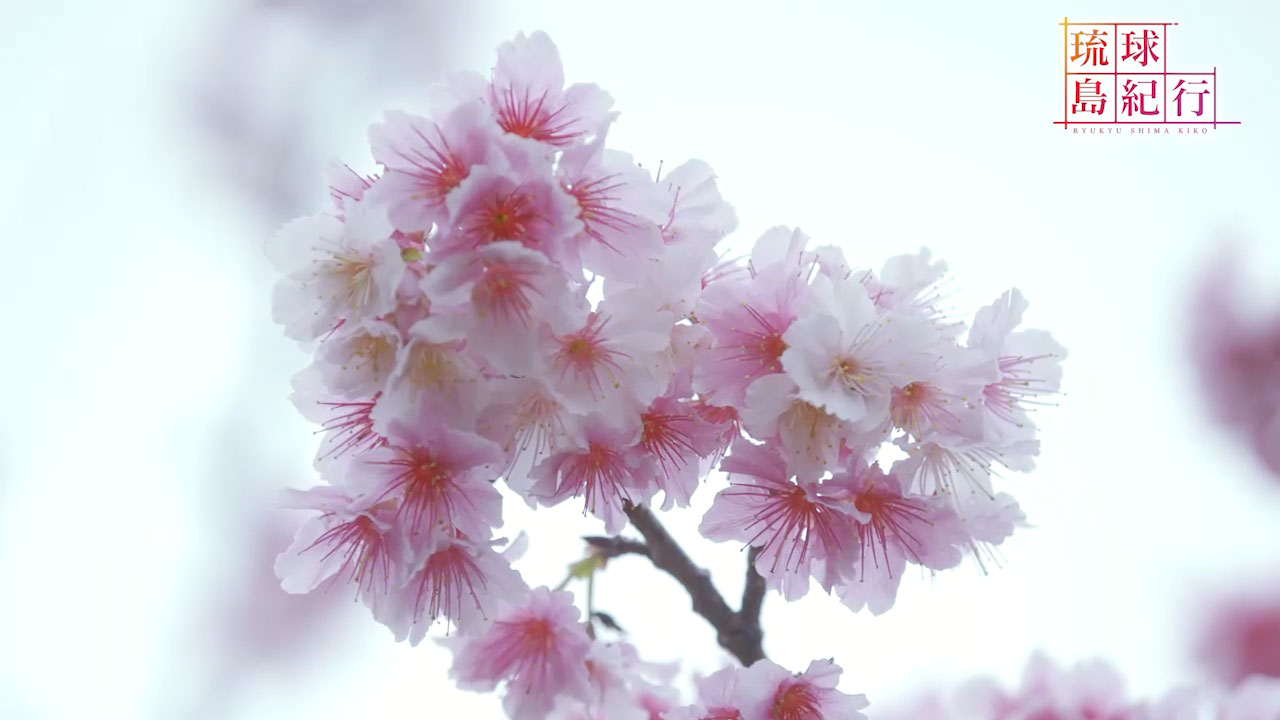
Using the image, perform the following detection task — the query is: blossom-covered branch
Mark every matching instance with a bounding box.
[264,30,1064,718]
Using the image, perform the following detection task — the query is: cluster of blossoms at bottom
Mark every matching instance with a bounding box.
[446,588,867,719]
[883,654,1280,720]
[265,29,1065,719]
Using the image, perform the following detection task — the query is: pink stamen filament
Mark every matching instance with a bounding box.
[854,490,932,576]
[562,442,634,518]
[732,482,846,574]
[374,447,474,536]
[641,411,698,472]
[461,189,539,247]
[494,86,581,145]
[565,173,638,249]
[305,514,391,599]
[413,544,488,630]
[317,394,387,460]
[771,681,823,720]
[399,124,468,204]
[721,304,789,377]
[553,315,631,398]
[476,260,540,325]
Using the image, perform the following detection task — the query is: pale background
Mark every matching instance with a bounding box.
[3,1,1280,717]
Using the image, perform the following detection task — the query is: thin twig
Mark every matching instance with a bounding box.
[622,502,766,665]
[583,535,650,559]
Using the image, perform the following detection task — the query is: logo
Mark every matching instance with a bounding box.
[1056,19,1239,132]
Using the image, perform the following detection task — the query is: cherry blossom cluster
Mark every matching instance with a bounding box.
[266,30,1063,718]
[883,653,1280,720]
[691,240,1065,610]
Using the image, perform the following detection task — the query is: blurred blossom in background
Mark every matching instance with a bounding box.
[4,1,1280,718]
[1196,579,1280,685]
[879,653,1280,718]
[1191,244,1280,480]
[166,1,480,717]
[189,0,476,219]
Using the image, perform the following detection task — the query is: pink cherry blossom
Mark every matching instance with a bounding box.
[968,288,1066,448]
[451,587,593,720]
[887,345,995,444]
[953,491,1026,570]
[558,132,666,279]
[865,248,954,332]
[418,240,587,372]
[368,101,498,233]
[475,375,580,489]
[373,528,527,643]
[606,240,719,323]
[546,642,677,720]
[267,199,404,342]
[736,659,869,720]
[693,227,809,408]
[326,161,377,207]
[314,318,401,398]
[655,159,737,249]
[700,439,856,599]
[376,328,489,430]
[274,487,406,601]
[435,165,583,266]
[663,666,745,720]
[542,300,672,417]
[892,442,1028,569]
[690,396,741,465]
[289,367,387,471]
[528,414,655,533]
[486,31,614,148]
[628,392,724,510]
[357,416,503,540]
[825,460,964,614]
[740,373,851,482]
[781,271,936,429]
[893,434,1037,522]
[666,659,867,720]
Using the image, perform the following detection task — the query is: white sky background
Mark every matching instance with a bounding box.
[3,0,1280,717]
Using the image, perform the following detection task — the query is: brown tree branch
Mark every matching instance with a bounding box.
[740,546,766,629]
[622,502,766,666]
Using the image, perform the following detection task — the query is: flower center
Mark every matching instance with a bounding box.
[407,342,460,392]
[833,356,867,385]
[771,682,821,720]
[758,332,787,369]
[565,337,592,359]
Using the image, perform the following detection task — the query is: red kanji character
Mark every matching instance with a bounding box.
[1121,29,1160,67]
[1072,78,1108,115]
